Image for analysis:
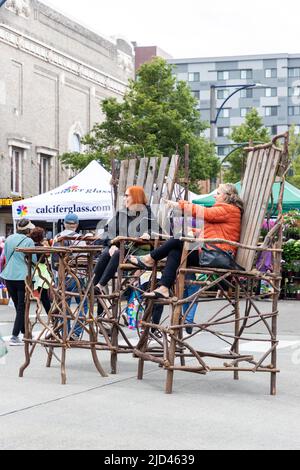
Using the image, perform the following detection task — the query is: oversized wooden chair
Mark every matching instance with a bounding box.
[17,239,108,385]
[96,154,181,374]
[134,133,290,395]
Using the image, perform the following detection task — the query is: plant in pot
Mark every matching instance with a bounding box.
[284,210,300,240]
[283,240,300,277]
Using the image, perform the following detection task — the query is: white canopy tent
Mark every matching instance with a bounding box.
[12,161,114,222]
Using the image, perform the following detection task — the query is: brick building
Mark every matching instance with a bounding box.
[0,0,134,236]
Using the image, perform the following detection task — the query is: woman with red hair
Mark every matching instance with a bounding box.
[94,186,158,292]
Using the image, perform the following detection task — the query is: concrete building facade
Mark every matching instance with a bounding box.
[169,53,300,158]
[0,0,134,236]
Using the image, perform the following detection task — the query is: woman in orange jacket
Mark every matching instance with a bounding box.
[129,183,244,300]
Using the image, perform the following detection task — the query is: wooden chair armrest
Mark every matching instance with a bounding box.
[151,233,282,253]
[180,237,282,253]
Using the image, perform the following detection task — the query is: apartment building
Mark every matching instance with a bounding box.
[169,53,300,158]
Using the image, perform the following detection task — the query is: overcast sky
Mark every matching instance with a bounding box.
[44,0,299,59]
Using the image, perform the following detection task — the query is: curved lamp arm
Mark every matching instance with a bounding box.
[211,84,255,125]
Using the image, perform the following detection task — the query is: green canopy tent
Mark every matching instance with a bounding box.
[192,181,300,213]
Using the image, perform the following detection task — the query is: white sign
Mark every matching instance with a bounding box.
[12,161,114,221]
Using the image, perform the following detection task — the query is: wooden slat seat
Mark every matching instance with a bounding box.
[115,155,179,210]
[236,141,283,271]
[133,133,290,396]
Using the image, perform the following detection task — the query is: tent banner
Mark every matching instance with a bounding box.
[12,161,114,221]
[12,198,113,221]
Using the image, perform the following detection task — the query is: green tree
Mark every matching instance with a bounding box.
[60,57,219,192]
[287,125,300,189]
[223,108,270,183]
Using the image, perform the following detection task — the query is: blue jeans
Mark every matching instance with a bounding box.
[65,277,88,337]
[183,274,200,325]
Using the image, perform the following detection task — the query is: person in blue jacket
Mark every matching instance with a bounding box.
[1,219,36,346]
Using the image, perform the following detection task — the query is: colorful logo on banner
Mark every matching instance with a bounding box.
[63,186,79,193]
[17,205,28,217]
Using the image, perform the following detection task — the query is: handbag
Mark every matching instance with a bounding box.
[199,244,245,271]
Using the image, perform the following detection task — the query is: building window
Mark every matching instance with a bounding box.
[192,90,200,100]
[188,72,200,82]
[265,106,278,117]
[217,71,229,81]
[267,125,278,135]
[217,89,230,100]
[218,127,230,137]
[288,68,300,78]
[289,106,300,116]
[11,148,23,194]
[240,69,253,79]
[39,155,50,194]
[265,68,277,79]
[219,108,230,118]
[265,87,277,97]
[241,88,253,98]
[71,134,82,153]
[241,108,250,117]
[217,146,230,157]
[289,87,300,97]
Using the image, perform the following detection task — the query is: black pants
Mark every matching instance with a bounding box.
[150,239,199,289]
[38,287,51,315]
[94,247,120,287]
[5,280,26,337]
[140,282,164,326]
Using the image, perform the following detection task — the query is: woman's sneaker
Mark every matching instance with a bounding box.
[9,336,24,346]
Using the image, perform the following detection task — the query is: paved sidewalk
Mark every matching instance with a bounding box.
[0,301,299,450]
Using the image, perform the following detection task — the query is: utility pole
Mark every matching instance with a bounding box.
[210,85,216,144]
[184,144,190,201]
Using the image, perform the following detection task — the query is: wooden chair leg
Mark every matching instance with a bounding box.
[61,348,67,385]
[234,283,240,381]
[46,347,54,368]
[137,357,145,380]
[137,304,155,380]
[165,303,182,394]
[165,244,188,394]
[179,326,186,367]
[110,278,119,375]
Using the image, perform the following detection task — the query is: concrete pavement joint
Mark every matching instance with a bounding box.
[0,366,161,419]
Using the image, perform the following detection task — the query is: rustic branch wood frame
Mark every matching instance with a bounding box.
[129,133,289,395]
[17,155,181,383]
[17,134,289,394]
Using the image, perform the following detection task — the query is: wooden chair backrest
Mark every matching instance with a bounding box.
[235,136,287,271]
[116,155,180,214]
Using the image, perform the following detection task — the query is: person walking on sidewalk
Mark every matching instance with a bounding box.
[1,219,36,346]
[30,227,52,315]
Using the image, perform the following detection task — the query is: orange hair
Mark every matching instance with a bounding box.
[127,186,148,205]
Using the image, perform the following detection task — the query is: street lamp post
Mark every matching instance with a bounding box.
[210,83,264,144]
[209,82,265,185]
